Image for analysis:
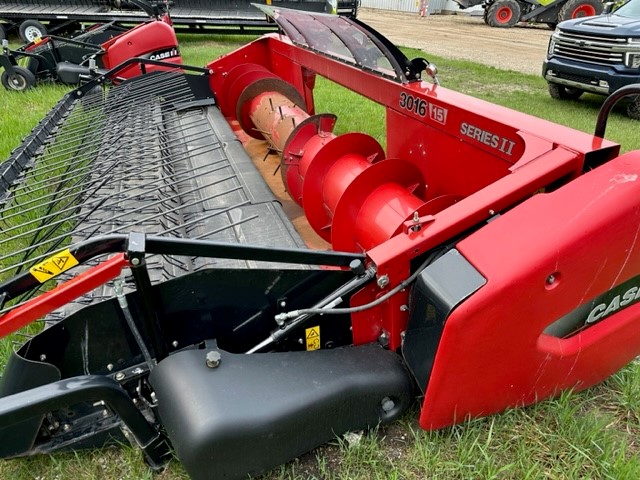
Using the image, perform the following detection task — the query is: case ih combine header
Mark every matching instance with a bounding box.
[0,6,639,479]
[0,1,181,90]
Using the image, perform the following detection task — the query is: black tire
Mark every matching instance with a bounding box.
[486,0,522,28]
[483,8,490,25]
[19,20,47,43]
[1,66,36,91]
[626,96,640,120]
[548,82,584,100]
[546,22,557,30]
[558,0,603,23]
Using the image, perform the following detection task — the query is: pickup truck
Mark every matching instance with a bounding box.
[543,0,640,119]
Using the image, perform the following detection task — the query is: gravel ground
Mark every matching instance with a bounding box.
[357,9,553,75]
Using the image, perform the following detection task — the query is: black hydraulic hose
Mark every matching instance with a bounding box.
[247,250,445,354]
[246,263,377,353]
[249,250,444,353]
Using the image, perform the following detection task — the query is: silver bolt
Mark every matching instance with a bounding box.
[400,305,409,312]
[102,410,109,418]
[172,340,179,348]
[62,424,71,432]
[280,300,287,308]
[130,257,141,266]
[381,397,395,413]
[205,351,221,369]
[298,338,304,345]
[377,275,389,289]
[546,274,556,285]
[378,331,389,347]
[115,372,126,381]
[107,363,114,371]
[413,211,420,223]
[39,354,47,362]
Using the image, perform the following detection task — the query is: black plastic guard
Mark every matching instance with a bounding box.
[149,344,414,480]
[402,249,486,393]
[55,62,92,85]
[0,351,61,456]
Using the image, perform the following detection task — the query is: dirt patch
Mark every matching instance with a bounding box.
[357,9,553,75]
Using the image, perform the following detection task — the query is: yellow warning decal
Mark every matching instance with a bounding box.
[305,325,320,351]
[29,249,79,283]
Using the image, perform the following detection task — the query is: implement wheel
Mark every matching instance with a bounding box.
[486,0,522,28]
[1,66,36,91]
[19,20,47,43]
[558,0,603,22]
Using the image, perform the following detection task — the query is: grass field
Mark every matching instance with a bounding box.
[0,31,639,480]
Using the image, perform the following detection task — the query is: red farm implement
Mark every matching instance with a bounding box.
[0,1,181,90]
[0,7,639,479]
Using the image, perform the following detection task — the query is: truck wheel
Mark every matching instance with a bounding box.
[1,66,37,91]
[626,96,640,120]
[486,0,522,28]
[19,20,47,43]
[548,82,583,100]
[558,0,603,22]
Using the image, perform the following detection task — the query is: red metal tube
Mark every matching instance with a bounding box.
[0,254,127,338]
[248,92,309,151]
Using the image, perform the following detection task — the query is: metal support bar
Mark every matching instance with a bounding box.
[0,49,18,76]
[126,232,168,362]
[0,235,363,309]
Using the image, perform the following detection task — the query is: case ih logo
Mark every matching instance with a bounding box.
[585,279,640,325]
[547,274,640,338]
[148,47,180,61]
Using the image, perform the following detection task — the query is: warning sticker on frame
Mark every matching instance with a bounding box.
[29,249,79,283]
[305,326,320,351]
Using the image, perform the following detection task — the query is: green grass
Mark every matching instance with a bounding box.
[0,33,639,480]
